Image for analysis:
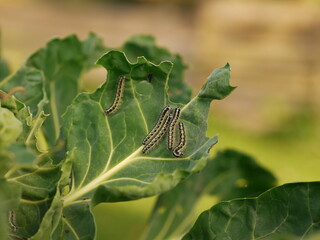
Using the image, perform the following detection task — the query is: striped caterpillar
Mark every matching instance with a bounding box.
[142,106,171,145]
[167,107,181,150]
[141,106,186,157]
[8,210,17,232]
[172,121,186,157]
[105,75,126,115]
[142,114,172,154]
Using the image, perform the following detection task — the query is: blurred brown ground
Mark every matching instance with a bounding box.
[0,0,319,132]
[196,1,320,131]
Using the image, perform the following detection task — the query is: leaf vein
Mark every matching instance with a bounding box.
[62,217,80,240]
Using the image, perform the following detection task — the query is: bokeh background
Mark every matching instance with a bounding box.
[1,0,319,239]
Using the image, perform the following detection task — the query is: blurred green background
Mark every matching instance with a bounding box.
[1,0,319,239]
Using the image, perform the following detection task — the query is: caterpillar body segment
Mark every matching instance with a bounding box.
[172,121,186,157]
[105,75,126,115]
[8,210,17,232]
[167,107,181,150]
[142,114,172,154]
[142,105,171,145]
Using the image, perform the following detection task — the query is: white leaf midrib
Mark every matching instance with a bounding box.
[62,146,143,206]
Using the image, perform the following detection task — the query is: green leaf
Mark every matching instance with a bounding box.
[30,151,72,240]
[30,150,96,240]
[60,50,232,208]
[0,59,10,81]
[143,149,276,240]
[183,182,320,240]
[0,34,106,147]
[0,179,21,238]
[28,34,106,147]
[0,68,49,153]
[0,67,47,116]
[198,63,235,100]
[0,107,23,147]
[0,151,15,177]
[0,29,10,81]
[51,202,95,240]
[207,149,277,200]
[0,105,50,240]
[82,32,108,70]
[0,91,48,153]
[0,103,37,176]
[5,144,37,166]
[7,166,60,203]
[122,35,192,104]
[5,164,61,239]
[0,90,25,115]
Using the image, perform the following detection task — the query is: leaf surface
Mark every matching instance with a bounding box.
[0,179,21,238]
[0,59,10,81]
[122,35,191,104]
[0,67,47,116]
[51,202,95,240]
[29,151,95,240]
[5,164,61,239]
[0,34,106,147]
[183,182,320,240]
[143,149,276,240]
[0,90,48,153]
[0,101,59,239]
[60,51,234,208]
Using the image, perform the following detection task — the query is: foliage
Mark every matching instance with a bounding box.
[143,150,277,240]
[0,33,318,240]
[183,182,320,240]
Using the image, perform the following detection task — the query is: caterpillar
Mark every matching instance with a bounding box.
[105,75,126,115]
[142,105,171,145]
[142,114,172,154]
[167,107,181,150]
[172,121,186,157]
[8,210,17,232]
